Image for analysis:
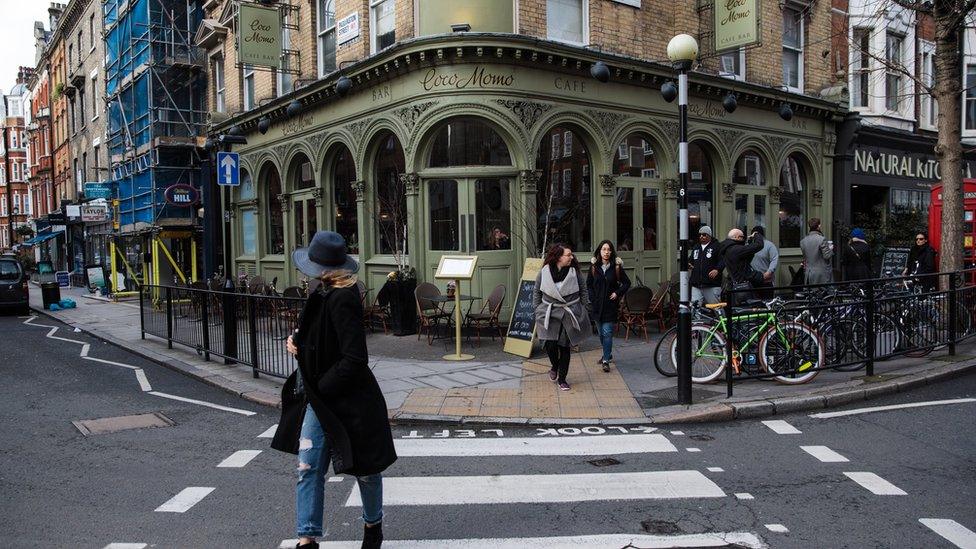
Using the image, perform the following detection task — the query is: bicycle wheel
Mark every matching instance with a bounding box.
[830,318,867,371]
[670,323,727,383]
[654,326,678,377]
[902,301,941,357]
[759,321,825,384]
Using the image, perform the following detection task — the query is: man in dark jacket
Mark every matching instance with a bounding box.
[689,225,724,305]
[716,228,766,303]
[842,227,873,281]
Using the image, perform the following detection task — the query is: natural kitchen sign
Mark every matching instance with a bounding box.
[714,0,761,52]
[238,2,282,69]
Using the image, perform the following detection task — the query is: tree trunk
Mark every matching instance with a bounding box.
[933,1,965,275]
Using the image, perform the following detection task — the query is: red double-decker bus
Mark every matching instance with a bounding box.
[929,179,976,283]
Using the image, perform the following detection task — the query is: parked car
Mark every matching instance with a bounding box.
[0,256,29,315]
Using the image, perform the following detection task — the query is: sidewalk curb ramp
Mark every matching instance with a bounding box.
[32,305,976,425]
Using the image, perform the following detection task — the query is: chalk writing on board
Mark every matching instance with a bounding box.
[506,279,536,341]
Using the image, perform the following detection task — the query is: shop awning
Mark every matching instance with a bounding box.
[22,231,62,246]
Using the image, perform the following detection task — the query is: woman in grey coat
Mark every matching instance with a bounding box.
[534,243,591,391]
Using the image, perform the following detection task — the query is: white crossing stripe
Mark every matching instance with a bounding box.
[347,471,725,507]
[257,424,278,438]
[283,532,767,548]
[765,524,789,533]
[393,434,677,457]
[801,446,849,463]
[843,472,907,495]
[734,493,754,500]
[761,420,802,434]
[148,391,256,416]
[707,467,724,472]
[686,447,701,452]
[103,545,148,549]
[154,487,215,513]
[919,518,976,549]
[217,450,262,468]
[670,431,685,435]
[810,398,976,419]
[328,476,344,482]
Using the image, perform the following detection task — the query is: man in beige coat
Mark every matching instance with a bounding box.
[800,218,834,284]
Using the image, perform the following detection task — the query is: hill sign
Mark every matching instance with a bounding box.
[164,184,199,208]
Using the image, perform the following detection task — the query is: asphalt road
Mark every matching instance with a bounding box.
[1,311,974,549]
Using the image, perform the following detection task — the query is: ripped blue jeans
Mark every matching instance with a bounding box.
[296,403,384,538]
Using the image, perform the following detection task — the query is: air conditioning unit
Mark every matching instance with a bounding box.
[207,110,230,127]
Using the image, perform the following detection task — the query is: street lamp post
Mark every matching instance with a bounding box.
[667,34,699,405]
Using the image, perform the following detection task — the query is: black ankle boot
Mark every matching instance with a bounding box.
[296,541,318,549]
[362,522,383,549]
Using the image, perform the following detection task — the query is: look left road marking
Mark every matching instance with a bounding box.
[154,487,215,513]
[844,472,907,495]
[102,544,147,549]
[393,434,677,457]
[282,532,767,548]
[217,450,261,468]
[761,420,801,434]
[919,518,976,549]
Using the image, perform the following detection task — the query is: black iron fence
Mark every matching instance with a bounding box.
[708,269,976,396]
[139,284,305,379]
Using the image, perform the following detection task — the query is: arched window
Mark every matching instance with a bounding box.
[613,133,658,177]
[317,0,337,76]
[238,168,255,200]
[332,146,358,254]
[290,153,314,190]
[238,168,257,256]
[373,132,406,255]
[536,126,591,252]
[427,117,512,167]
[263,165,284,255]
[733,150,766,186]
[779,154,807,248]
[687,141,714,237]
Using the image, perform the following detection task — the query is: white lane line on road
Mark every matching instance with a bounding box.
[257,424,278,438]
[133,369,152,392]
[148,391,256,416]
[801,446,849,463]
[102,544,148,549]
[686,447,701,452]
[707,467,724,472]
[765,524,789,533]
[328,476,344,482]
[348,471,725,507]
[154,487,215,513]
[284,532,767,548]
[670,430,685,435]
[761,420,802,434]
[217,450,262,468]
[920,518,976,549]
[810,398,976,419]
[393,434,677,457]
[734,493,754,500]
[844,472,907,495]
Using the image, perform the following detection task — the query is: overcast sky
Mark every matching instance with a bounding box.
[0,1,53,94]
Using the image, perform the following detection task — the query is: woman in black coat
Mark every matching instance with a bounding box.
[904,233,938,291]
[842,228,873,281]
[273,231,396,549]
[586,240,631,372]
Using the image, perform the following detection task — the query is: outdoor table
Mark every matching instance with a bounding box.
[428,294,480,336]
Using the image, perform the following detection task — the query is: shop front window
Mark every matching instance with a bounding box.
[616,187,634,250]
[264,166,284,255]
[373,132,406,255]
[292,155,314,190]
[428,180,458,251]
[687,141,714,237]
[537,126,591,253]
[241,210,257,256]
[476,179,511,251]
[239,169,255,200]
[778,154,806,248]
[613,133,658,178]
[332,146,358,254]
[428,117,512,167]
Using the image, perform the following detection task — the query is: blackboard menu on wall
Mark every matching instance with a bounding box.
[881,247,910,276]
[506,279,536,341]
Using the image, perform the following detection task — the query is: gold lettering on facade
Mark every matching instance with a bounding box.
[420,66,515,91]
[720,0,752,25]
[553,77,586,94]
[281,113,313,137]
[688,101,727,120]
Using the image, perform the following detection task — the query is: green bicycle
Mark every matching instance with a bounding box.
[669,299,826,385]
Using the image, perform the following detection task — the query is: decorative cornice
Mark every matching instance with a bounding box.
[399,173,420,196]
[768,185,782,204]
[599,174,617,195]
[663,179,679,199]
[393,101,438,133]
[586,110,630,142]
[721,181,736,201]
[494,99,553,131]
[518,169,542,193]
[811,188,824,206]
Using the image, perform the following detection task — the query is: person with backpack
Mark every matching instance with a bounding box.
[842,228,873,281]
[587,240,631,372]
[275,231,396,549]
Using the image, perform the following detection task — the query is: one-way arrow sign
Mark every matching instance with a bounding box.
[217,152,240,186]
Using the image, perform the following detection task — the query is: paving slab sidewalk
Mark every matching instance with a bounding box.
[28,285,976,424]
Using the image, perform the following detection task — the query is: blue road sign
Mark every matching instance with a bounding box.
[217,152,240,186]
[84,182,114,199]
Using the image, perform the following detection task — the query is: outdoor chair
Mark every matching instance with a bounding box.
[277,286,304,331]
[415,282,451,345]
[618,286,654,341]
[465,284,506,343]
[645,279,673,332]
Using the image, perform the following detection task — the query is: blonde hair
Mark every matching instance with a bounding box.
[318,269,357,289]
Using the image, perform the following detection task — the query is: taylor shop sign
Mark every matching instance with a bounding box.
[80,204,109,222]
[854,148,975,181]
[164,184,200,207]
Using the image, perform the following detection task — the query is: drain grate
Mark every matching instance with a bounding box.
[641,519,681,535]
[638,386,724,408]
[72,412,175,436]
[587,457,622,467]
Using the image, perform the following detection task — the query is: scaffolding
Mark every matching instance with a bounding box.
[103,0,206,291]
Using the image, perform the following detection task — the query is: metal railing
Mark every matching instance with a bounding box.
[139,284,305,379]
[711,269,976,396]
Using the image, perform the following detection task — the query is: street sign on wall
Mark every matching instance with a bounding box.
[237,2,282,69]
[217,152,241,186]
[714,0,761,52]
[81,204,109,222]
[337,12,360,45]
[84,182,114,199]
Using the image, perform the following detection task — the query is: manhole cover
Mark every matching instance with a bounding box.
[641,519,681,535]
[587,457,621,467]
[689,434,714,442]
[639,387,724,407]
[72,412,175,436]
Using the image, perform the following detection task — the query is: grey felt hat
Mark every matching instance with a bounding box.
[292,231,359,278]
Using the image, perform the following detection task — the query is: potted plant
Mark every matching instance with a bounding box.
[384,267,417,336]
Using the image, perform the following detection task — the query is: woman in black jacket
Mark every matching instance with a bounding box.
[586,240,631,372]
[274,231,396,549]
[904,233,938,291]
[842,228,873,281]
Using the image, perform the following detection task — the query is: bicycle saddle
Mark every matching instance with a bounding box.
[705,303,727,309]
